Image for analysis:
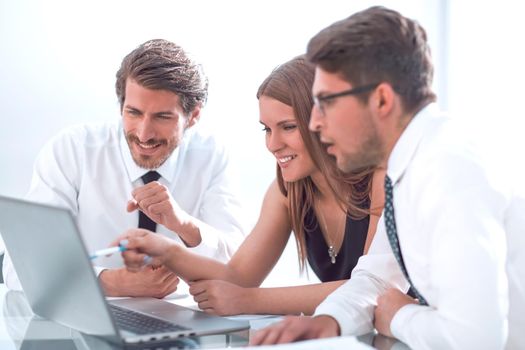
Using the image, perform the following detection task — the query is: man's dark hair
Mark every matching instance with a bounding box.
[116,39,208,114]
[307,6,436,114]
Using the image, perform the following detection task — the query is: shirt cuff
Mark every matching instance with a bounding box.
[390,303,420,342]
[314,301,356,336]
[185,223,224,261]
[94,266,108,278]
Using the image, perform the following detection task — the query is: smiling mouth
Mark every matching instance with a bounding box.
[137,141,162,150]
[277,155,297,164]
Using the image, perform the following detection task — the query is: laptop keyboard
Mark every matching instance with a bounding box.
[109,304,188,335]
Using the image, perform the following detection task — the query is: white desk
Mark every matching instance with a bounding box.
[0,284,408,349]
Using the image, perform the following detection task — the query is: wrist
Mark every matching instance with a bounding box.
[314,315,341,336]
[172,214,202,247]
[247,288,267,314]
[238,287,257,314]
[167,211,186,233]
[99,268,123,296]
[160,242,181,267]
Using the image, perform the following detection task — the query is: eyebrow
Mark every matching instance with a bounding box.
[124,105,141,112]
[277,119,296,126]
[259,119,296,127]
[153,111,175,117]
[124,105,175,116]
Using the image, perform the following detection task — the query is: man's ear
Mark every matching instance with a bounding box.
[186,105,201,128]
[372,83,395,119]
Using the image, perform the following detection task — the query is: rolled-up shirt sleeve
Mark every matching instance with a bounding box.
[314,217,408,335]
[186,147,246,261]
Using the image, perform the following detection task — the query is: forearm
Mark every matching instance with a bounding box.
[172,213,202,247]
[162,244,238,283]
[172,215,244,263]
[246,281,345,315]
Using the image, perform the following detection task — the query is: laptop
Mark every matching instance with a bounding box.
[0,195,249,346]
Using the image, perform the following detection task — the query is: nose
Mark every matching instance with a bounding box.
[136,116,156,142]
[266,130,284,153]
[309,106,323,132]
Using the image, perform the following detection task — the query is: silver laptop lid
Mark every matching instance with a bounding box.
[0,196,120,341]
[0,195,250,345]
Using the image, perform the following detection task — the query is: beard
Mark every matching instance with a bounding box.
[125,132,178,169]
[338,120,384,174]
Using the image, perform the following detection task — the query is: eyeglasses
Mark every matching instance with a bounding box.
[313,83,379,116]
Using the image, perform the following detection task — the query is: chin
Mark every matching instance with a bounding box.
[337,158,357,173]
[132,154,168,169]
[281,171,306,183]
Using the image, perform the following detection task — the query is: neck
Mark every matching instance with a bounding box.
[380,103,427,169]
[310,170,335,202]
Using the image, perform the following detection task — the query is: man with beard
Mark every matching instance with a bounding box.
[251,6,524,349]
[3,39,246,298]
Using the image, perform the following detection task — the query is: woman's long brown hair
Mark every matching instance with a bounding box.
[257,56,373,271]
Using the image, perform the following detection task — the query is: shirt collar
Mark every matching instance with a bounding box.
[119,124,180,184]
[386,103,441,185]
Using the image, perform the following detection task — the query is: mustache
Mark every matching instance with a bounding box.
[126,133,168,146]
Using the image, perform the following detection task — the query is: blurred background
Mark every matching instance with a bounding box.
[1,0,524,286]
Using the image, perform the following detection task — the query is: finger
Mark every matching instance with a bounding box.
[108,230,133,247]
[122,250,149,269]
[250,329,268,345]
[253,327,282,346]
[276,323,307,344]
[193,291,208,303]
[138,192,170,212]
[131,182,156,198]
[159,269,178,282]
[127,199,139,212]
[125,235,150,251]
[132,183,164,203]
[164,275,180,293]
[147,201,171,216]
[171,276,180,287]
[188,282,207,296]
[202,308,218,315]
[197,300,213,310]
[116,229,150,250]
[193,294,207,304]
[272,318,305,344]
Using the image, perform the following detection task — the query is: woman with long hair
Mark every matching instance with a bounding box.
[113,56,384,316]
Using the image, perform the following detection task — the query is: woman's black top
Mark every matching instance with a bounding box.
[304,207,369,282]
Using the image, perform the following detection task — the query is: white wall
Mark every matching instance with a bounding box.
[0,0,446,285]
[447,1,525,166]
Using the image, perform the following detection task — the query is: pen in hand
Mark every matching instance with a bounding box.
[89,240,153,265]
[89,245,127,260]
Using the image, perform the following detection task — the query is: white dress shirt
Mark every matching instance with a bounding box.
[3,121,246,289]
[315,104,525,349]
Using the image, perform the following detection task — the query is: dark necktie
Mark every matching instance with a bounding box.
[384,175,428,306]
[138,171,161,232]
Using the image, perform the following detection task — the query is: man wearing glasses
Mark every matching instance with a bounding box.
[252,6,525,349]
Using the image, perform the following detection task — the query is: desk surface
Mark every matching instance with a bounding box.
[0,284,409,349]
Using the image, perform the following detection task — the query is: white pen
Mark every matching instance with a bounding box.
[89,245,127,260]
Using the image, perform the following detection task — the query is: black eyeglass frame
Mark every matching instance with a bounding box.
[313,83,380,115]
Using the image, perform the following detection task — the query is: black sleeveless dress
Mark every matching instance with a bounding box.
[304,207,369,282]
